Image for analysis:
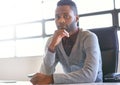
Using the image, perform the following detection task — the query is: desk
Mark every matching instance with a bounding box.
[72,83,120,85]
[0,81,120,85]
[0,81,32,85]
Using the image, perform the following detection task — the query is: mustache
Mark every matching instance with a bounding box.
[57,25,68,29]
[57,26,75,36]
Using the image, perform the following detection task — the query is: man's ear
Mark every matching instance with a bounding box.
[76,15,79,22]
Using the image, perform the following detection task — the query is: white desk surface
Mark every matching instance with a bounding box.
[0,81,120,85]
[0,81,32,85]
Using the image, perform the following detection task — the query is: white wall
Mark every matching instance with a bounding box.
[0,56,42,81]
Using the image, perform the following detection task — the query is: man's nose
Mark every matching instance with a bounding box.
[58,17,65,23]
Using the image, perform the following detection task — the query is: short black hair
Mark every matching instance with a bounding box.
[57,0,78,15]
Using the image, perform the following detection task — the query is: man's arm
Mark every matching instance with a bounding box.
[30,29,70,84]
[53,32,102,84]
[30,73,54,85]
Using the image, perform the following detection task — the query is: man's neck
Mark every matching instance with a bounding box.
[69,28,79,37]
[62,28,79,56]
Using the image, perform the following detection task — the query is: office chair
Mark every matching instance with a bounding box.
[89,26,120,82]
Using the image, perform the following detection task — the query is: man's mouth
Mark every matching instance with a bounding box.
[58,26,67,29]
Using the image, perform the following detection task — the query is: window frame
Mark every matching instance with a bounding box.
[0,0,119,58]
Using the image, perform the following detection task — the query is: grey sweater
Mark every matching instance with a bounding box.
[40,29,103,84]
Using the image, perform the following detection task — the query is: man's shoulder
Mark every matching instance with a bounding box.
[47,36,53,41]
[79,28,96,37]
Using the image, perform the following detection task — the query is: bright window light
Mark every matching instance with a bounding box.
[45,21,57,35]
[0,0,119,58]
[15,0,44,23]
[16,23,42,38]
[42,0,58,19]
[79,14,112,29]
[0,0,44,26]
[0,26,14,40]
[74,0,114,14]
[0,41,15,58]
[0,0,16,26]
[16,38,46,57]
[115,0,120,9]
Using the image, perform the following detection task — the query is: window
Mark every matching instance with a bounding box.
[0,0,46,58]
[0,0,16,26]
[0,0,120,58]
[74,0,114,14]
[0,0,44,25]
[79,14,112,29]
[115,0,120,9]
[15,22,43,57]
[45,21,57,35]
[0,41,15,58]
[16,38,45,57]
[16,23,42,38]
[15,0,43,23]
[0,26,14,40]
[42,0,58,19]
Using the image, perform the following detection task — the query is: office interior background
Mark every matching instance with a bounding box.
[0,0,120,81]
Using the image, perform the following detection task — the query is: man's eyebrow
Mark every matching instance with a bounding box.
[62,12,69,14]
[55,13,69,16]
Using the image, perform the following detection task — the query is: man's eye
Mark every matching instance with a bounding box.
[64,15,70,19]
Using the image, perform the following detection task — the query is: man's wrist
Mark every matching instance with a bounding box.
[48,45,56,53]
[47,74,54,84]
[50,74,54,84]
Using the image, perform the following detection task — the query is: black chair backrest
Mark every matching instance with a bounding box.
[89,26,119,77]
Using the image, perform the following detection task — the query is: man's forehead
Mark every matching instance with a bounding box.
[55,5,72,14]
[56,5,71,11]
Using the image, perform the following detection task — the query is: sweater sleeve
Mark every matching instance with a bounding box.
[53,32,102,84]
[40,37,59,75]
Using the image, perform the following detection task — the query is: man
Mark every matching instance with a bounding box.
[30,0,103,84]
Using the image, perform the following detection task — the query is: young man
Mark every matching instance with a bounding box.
[30,0,103,84]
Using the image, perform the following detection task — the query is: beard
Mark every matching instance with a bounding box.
[65,20,76,33]
[57,20,76,33]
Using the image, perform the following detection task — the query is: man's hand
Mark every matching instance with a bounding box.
[30,73,53,85]
[48,29,69,52]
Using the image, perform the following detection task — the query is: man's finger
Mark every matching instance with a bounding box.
[63,30,69,37]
